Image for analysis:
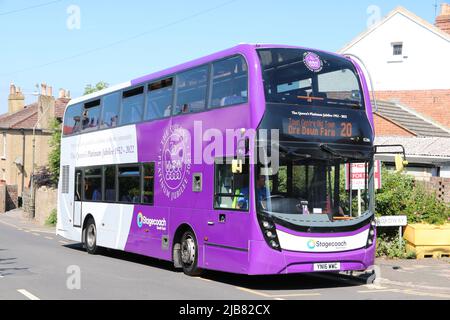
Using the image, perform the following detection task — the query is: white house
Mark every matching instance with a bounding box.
[339,5,450,129]
[340,5,450,91]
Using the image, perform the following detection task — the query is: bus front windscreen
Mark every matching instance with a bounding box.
[256,156,372,224]
[258,48,364,109]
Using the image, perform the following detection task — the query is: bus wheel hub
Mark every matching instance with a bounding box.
[181,238,195,265]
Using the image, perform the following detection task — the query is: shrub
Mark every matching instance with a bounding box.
[46,209,57,226]
[404,184,449,225]
[34,167,54,188]
[376,168,449,225]
[376,235,416,259]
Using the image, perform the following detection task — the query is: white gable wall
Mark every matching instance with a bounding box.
[341,12,450,91]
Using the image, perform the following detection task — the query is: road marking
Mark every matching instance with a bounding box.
[59,240,69,245]
[235,286,321,299]
[271,293,322,298]
[274,298,285,301]
[235,287,272,298]
[17,289,40,301]
[359,288,450,299]
[380,278,450,292]
[45,236,54,240]
[32,233,40,237]
[24,230,30,233]
[359,289,398,293]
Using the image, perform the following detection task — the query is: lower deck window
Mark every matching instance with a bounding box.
[75,163,154,205]
[214,160,249,211]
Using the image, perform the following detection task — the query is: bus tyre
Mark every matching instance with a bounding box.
[84,218,101,255]
[180,230,203,277]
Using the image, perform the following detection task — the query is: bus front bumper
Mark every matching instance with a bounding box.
[247,240,376,275]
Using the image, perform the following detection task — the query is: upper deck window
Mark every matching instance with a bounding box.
[81,100,101,132]
[145,78,173,121]
[120,87,144,125]
[63,103,83,136]
[210,56,248,108]
[101,92,120,129]
[174,66,208,115]
[258,48,364,109]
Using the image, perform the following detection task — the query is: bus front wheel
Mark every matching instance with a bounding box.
[180,230,203,277]
[84,218,101,255]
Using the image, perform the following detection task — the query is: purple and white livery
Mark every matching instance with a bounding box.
[57,44,377,276]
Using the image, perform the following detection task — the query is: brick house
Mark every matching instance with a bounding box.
[339,4,450,132]
[0,83,70,200]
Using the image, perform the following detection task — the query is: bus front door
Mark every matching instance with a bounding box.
[73,170,83,228]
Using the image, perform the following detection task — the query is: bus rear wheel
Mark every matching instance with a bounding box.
[84,218,101,255]
[180,230,203,277]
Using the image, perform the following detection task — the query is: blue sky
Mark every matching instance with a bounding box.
[0,0,440,112]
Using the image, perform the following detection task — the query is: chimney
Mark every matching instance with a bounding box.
[58,88,66,99]
[8,83,25,114]
[436,3,450,34]
[37,83,56,130]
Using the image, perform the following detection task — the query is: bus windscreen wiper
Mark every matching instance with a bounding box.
[320,144,367,161]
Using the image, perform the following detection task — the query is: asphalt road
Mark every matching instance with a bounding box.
[1,215,449,300]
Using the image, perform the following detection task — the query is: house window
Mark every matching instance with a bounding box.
[1,133,6,160]
[392,43,403,56]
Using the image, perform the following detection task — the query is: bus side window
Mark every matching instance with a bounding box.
[104,166,116,202]
[101,92,120,129]
[145,78,173,121]
[63,104,83,136]
[81,100,101,132]
[174,66,208,115]
[210,56,248,109]
[118,166,141,204]
[142,163,155,205]
[214,160,249,211]
[121,87,144,125]
[84,168,102,201]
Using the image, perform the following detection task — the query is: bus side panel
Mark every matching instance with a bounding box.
[81,203,133,250]
[57,135,80,242]
[124,205,172,261]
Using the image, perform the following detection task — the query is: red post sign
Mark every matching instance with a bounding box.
[345,161,382,191]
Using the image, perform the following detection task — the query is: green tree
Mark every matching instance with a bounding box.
[84,81,109,95]
[48,118,62,186]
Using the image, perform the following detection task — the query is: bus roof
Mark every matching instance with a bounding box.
[67,44,348,107]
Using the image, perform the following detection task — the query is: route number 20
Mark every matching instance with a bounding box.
[340,123,353,137]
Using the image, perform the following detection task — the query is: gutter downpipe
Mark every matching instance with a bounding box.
[30,96,52,218]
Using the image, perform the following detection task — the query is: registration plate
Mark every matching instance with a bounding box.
[313,263,341,272]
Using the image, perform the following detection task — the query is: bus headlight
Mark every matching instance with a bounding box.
[367,219,376,248]
[259,217,281,252]
[266,231,276,239]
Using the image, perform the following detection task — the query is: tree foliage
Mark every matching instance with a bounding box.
[84,81,109,95]
[48,118,62,187]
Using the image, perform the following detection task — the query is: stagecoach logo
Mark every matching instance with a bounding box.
[307,239,347,250]
[303,52,323,73]
[157,124,191,201]
[137,212,167,231]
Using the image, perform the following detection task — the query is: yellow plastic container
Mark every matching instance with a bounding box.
[404,224,450,259]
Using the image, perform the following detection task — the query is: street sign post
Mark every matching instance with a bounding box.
[345,161,382,216]
[376,216,408,247]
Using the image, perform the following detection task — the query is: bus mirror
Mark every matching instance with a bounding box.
[395,155,408,172]
[232,159,243,174]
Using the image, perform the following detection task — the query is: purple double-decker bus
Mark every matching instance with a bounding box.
[57,44,377,276]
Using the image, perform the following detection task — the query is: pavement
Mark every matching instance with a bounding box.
[0,209,449,300]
